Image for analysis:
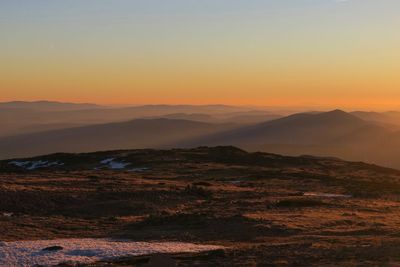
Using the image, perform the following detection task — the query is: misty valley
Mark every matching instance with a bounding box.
[1,102,400,169]
[2,0,400,265]
[2,102,400,266]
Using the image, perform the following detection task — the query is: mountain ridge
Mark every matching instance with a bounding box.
[0,118,236,159]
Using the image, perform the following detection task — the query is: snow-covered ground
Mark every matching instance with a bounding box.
[0,238,223,267]
[100,158,131,169]
[9,160,64,170]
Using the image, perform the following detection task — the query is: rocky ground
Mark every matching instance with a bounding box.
[1,146,400,266]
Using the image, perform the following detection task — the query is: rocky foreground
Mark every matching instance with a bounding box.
[1,146,400,266]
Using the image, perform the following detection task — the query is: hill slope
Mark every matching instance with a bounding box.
[183,110,400,168]
[0,104,259,137]
[186,110,377,146]
[2,147,400,266]
[0,119,234,159]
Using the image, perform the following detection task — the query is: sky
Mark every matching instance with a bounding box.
[1,0,399,109]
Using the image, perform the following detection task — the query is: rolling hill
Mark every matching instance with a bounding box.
[0,103,263,137]
[352,111,400,128]
[3,146,400,266]
[144,111,282,124]
[185,110,376,146]
[2,108,400,168]
[182,110,400,168]
[0,119,235,159]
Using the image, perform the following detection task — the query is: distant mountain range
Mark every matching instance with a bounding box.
[0,101,102,111]
[144,111,281,124]
[185,110,371,147]
[351,111,400,127]
[0,101,276,137]
[1,101,400,169]
[181,110,398,167]
[0,118,236,159]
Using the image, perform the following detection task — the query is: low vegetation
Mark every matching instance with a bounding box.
[1,146,400,266]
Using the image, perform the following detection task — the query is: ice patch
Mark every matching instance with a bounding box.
[100,158,115,164]
[109,161,131,169]
[9,160,63,170]
[304,192,352,198]
[0,238,223,267]
[100,158,131,169]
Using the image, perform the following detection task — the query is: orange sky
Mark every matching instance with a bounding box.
[1,1,399,110]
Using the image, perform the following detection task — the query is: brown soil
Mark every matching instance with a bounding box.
[1,146,400,266]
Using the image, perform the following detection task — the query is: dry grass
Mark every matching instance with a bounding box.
[2,147,400,266]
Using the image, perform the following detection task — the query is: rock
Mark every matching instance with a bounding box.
[146,254,176,267]
[42,246,64,252]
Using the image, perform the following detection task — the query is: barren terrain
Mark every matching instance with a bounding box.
[1,146,400,266]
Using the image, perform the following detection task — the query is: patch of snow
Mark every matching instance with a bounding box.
[2,212,13,217]
[9,160,63,170]
[8,161,30,168]
[0,238,223,267]
[100,158,115,164]
[304,192,352,198]
[109,161,131,169]
[100,158,131,169]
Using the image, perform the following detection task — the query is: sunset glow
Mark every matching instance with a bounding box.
[1,0,399,109]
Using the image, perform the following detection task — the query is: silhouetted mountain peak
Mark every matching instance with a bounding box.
[328,109,347,114]
[257,109,363,128]
[315,109,362,122]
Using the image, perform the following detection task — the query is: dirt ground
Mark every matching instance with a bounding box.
[2,147,400,266]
